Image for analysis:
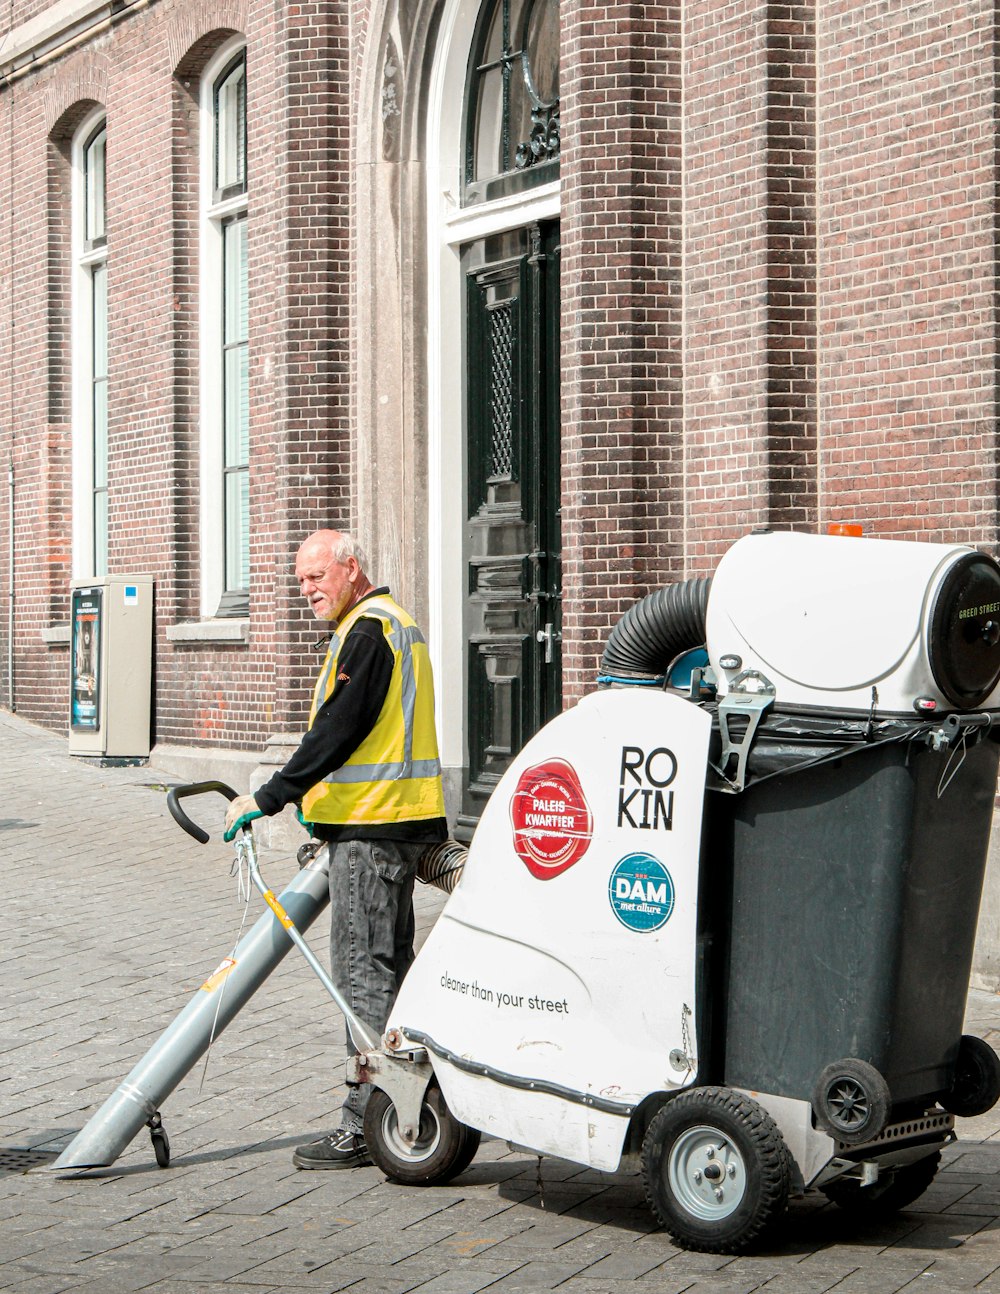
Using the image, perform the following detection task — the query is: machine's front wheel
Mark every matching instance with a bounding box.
[940,1035,1000,1118]
[364,1082,480,1186]
[821,1150,940,1216]
[641,1086,792,1254]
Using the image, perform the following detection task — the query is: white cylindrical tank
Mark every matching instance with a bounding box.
[705,530,1000,715]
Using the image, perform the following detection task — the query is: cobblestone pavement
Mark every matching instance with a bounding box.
[3,707,1000,1294]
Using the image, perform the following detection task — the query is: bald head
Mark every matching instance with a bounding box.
[295,530,373,623]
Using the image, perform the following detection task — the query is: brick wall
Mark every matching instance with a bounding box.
[2,0,1000,752]
[561,1,685,699]
[819,0,996,542]
[0,0,354,747]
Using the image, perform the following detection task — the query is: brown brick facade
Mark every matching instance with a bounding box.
[1,0,998,773]
[2,0,354,747]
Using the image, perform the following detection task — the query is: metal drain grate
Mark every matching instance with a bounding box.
[0,1147,58,1175]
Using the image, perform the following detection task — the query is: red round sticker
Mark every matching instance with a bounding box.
[510,758,593,879]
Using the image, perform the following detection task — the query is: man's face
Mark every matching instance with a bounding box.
[295,540,357,623]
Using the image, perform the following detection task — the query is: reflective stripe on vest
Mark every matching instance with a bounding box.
[303,595,444,825]
[313,610,439,784]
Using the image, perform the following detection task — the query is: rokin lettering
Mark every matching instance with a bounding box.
[618,745,675,831]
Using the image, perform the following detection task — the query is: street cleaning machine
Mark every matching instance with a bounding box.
[53,529,1000,1255]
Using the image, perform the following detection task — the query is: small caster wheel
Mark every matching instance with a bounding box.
[940,1035,1000,1117]
[812,1058,890,1145]
[363,1082,480,1186]
[148,1113,171,1168]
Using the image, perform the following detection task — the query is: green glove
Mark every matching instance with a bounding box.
[224,808,263,842]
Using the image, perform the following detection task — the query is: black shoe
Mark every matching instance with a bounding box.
[292,1127,372,1170]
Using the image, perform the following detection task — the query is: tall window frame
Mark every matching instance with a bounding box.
[71,110,109,579]
[200,39,249,619]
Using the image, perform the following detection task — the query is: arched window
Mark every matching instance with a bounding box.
[464,0,559,205]
[201,43,249,618]
[214,54,246,201]
[72,114,108,578]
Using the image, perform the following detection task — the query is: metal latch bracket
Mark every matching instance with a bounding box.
[717,669,776,792]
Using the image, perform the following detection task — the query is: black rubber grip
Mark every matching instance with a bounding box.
[166,781,239,844]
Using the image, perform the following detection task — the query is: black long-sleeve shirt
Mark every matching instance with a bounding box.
[255,590,447,844]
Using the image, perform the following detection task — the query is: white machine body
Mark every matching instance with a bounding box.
[706,530,1000,715]
[388,688,711,1171]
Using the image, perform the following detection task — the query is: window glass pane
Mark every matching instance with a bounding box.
[224,346,249,465]
[508,29,532,169]
[94,490,108,577]
[85,127,106,245]
[482,0,504,63]
[224,217,248,342]
[92,262,108,377]
[222,215,249,593]
[93,382,108,487]
[526,0,559,103]
[474,66,504,179]
[215,56,247,196]
[225,470,250,591]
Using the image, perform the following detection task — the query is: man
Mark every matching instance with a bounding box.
[224,529,447,1169]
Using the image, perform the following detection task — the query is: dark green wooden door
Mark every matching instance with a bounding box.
[459,220,561,837]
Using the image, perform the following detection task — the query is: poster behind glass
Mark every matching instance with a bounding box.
[71,587,102,731]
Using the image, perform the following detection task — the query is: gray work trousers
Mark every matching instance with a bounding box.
[328,838,421,1132]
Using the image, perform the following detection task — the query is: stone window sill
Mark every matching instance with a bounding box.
[42,623,71,646]
[167,619,249,644]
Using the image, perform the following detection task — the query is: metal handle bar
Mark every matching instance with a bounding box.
[167,781,239,844]
[947,712,993,730]
[165,780,381,1051]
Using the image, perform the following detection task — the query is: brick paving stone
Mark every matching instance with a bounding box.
[1,1280,79,1294]
[139,1287,284,1294]
[560,1244,672,1282]
[390,1272,506,1294]
[728,1275,854,1294]
[973,1262,1000,1292]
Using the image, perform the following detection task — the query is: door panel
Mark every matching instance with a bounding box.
[460,221,560,837]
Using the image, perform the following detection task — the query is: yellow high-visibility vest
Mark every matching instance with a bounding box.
[301,595,445,827]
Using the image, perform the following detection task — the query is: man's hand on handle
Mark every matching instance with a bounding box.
[224,794,263,842]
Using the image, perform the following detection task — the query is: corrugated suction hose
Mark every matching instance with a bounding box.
[598,577,712,683]
[414,582,712,894]
[417,839,468,893]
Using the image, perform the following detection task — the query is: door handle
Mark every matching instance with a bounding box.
[535,622,562,664]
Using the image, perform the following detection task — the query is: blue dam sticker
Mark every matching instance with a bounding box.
[608,852,675,932]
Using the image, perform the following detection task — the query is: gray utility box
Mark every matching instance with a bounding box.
[69,576,154,760]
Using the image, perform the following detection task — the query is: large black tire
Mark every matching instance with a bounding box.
[940,1035,1000,1118]
[821,1150,940,1217]
[364,1082,481,1186]
[640,1086,792,1255]
[812,1058,890,1145]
